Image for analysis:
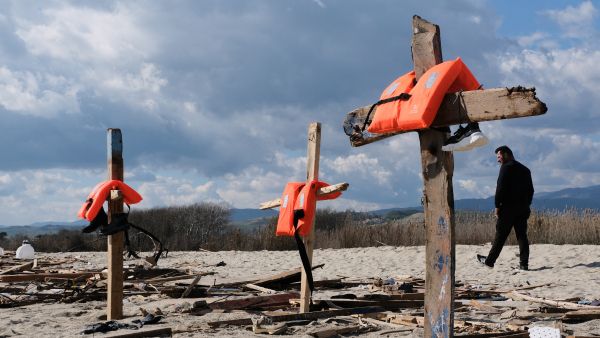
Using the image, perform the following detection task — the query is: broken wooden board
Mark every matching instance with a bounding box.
[455,331,529,338]
[507,291,600,310]
[562,309,600,323]
[250,264,325,289]
[344,87,547,147]
[307,324,362,337]
[208,292,300,311]
[306,298,427,310]
[105,327,172,338]
[207,306,385,327]
[0,261,34,275]
[0,272,99,282]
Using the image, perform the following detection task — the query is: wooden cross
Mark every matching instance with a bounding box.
[107,128,125,320]
[260,122,348,313]
[345,16,547,337]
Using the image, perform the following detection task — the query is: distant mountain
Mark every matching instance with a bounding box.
[0,220,86,237]
[230,208,277,222]
[455,185,600,211]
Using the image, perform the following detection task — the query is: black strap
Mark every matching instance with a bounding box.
[128,222,165,265]
[361,92,411,132]
[124,230,140,259]
[292,209,314,293]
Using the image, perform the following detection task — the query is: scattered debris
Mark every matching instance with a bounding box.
[1,253,598,336]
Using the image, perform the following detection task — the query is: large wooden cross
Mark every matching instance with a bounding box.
[346,16,546,337]
[260,122,348,313]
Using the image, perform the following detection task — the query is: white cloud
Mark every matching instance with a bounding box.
[0,67,79,117]
[138,177,215,206]
[100,63,167,94]
[326,153,392,185]
[543,1,597,37]
[216,167,287,208]
[0,169,101,225]
[15,4,152,62]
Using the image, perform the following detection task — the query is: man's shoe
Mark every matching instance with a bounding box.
[516,263,528,271]
[442,122,488,152]
[476,254,493,268]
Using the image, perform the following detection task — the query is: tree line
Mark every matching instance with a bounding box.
[1,203,599,253]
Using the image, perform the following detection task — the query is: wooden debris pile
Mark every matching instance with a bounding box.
[0,252,214,309]
[176,271,597,337]
[2,252,599,337]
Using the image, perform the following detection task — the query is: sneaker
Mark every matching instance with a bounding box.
[442,122,488,152]
[476,254,493,268]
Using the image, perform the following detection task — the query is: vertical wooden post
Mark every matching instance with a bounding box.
[299,122,321,313]
[107,128,124,320]
[411,16,456,337]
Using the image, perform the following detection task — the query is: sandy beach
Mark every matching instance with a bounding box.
[1,244,599,337]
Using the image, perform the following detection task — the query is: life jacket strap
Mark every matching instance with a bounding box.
[361,92,412,132]
[81,205,165,265]
[292,209,314,294]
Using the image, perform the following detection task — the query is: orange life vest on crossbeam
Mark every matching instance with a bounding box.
[367,57,480,133]
[77,180,143,221]
[276,180,341,237]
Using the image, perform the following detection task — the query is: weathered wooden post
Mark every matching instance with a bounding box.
[107,128,124,320]
[411,17,455,337]
[342,15,547,337]
[299,122,320,313]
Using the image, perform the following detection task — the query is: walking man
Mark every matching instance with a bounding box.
[478,145,534,270]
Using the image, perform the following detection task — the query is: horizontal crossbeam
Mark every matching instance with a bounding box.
[350,87,547,147]
[259,182,349,210]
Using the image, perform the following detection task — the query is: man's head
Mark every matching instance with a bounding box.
[495,145,514,164]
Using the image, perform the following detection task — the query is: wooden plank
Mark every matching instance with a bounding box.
[505,291,600,310]
[181,275,202,298]
[347,88,547,147]
[507,291,600,310]
[411,15,456,338]
[0,272,98,282]
[300,122,320,313]
[244,283,276,294]
[259,182,348,209]
[455,331,529,338]
[311,299,426,310]
[307,325,361,337]
[563,309,600,323]
[105,327,172,338]
[253,263,325,288]
[0,261,34,275]
[107,128,124,320]
[207,306,385,327]
[144,272,214,284]
[208,292,300,311]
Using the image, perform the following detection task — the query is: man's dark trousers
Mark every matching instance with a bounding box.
[485,208,530,267]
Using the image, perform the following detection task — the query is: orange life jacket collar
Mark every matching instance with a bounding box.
[77,180,143,222]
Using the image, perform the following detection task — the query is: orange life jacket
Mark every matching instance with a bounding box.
[367,58,480,133]
[77,180,143,222]
[367,71,416,134]
[276,180,341,237]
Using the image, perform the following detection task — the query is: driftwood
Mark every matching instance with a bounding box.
[562,309,600,323]
[207,306,385,327]
[208,292,300,311]
[0,261,34,275]
[0,272,99,282]
[104,327,172,338]
[507,291,600,311]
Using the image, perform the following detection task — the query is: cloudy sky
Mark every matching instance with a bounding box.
[1,0,599,225]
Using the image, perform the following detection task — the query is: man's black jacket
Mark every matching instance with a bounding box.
[495,160,534,210]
